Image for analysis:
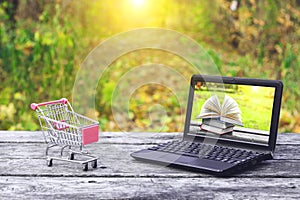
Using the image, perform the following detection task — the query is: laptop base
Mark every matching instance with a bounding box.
[131,146,272,176]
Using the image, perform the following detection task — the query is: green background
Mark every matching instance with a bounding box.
[0,0,299,133]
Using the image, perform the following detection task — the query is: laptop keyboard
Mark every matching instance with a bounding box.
[148,140,265,165]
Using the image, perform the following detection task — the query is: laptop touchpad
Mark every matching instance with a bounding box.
[159,154,197,164]
[176,156,198,164]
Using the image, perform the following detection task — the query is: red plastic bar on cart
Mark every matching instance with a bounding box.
[30,98,68,110]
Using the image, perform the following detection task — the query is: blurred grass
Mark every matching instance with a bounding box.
[0,0,300,133]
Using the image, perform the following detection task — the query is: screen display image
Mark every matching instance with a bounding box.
[188,81,275,145]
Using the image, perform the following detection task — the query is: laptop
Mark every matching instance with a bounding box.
[131,75,283,175]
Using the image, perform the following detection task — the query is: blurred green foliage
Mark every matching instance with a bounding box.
[0,0,300,132]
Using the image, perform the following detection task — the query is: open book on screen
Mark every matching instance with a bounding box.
[196,94,243,134]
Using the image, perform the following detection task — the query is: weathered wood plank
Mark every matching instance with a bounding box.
[0,156,300,178]
[0,142,298,160]
[0,131,299,144]
[0,139,299,177]
[0,131,300,199]
[0,176,299,199]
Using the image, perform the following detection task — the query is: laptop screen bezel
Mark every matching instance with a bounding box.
[183,75,283,152]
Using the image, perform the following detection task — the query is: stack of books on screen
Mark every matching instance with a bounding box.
[200,118,234,134]
[196,94,243,135]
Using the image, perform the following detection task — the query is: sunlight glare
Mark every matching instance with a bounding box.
[132,0,146,7]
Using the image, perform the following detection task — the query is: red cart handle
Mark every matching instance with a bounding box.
[30,98,68,111]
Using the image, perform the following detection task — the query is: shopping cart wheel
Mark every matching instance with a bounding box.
[82,163,88,171]
[69,152,75,160]
[47,158,53,167]
[91,160,97,168]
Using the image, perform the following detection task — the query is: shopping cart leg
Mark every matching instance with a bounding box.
[60,145,69,156]
[69,152,75,160]
[46,144,57,156]
[47,158,53,167]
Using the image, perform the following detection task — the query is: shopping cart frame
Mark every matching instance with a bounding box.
[31,98,99,171]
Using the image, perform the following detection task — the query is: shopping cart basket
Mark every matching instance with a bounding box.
[31,98,99,171]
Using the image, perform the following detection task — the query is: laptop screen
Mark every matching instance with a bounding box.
[188,80,276,146]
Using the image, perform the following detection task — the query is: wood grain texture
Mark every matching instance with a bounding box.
[0,131,298,144]
[0,131,299,199]
[0,176,299,199]
[0,143,298,159]
[0,143,299,177]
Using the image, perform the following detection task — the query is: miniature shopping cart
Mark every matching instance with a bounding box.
[31,98,99,171]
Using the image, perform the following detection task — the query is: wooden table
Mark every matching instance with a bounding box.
[0,131,299,199]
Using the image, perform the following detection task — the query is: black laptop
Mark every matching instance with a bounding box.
[131,75,283,175]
